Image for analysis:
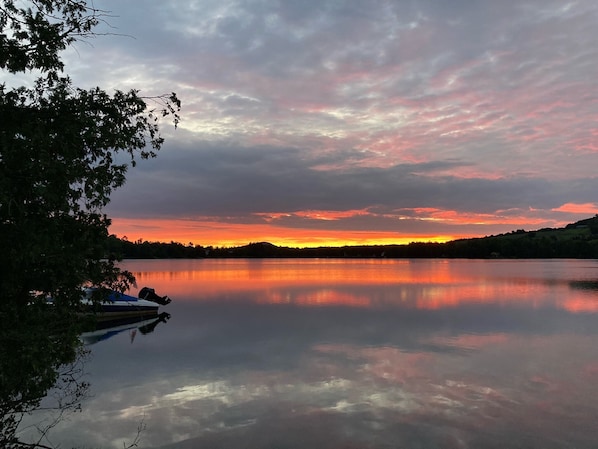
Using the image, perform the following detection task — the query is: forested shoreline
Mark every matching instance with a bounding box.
[107,216,598,259]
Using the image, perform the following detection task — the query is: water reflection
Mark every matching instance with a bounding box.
[80,312,171,345]
[130,259,598,313]
[31,259,598,448]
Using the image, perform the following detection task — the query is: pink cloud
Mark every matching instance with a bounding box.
[552,203,598,215]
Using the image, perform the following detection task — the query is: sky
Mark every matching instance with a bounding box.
[60,0,598,247]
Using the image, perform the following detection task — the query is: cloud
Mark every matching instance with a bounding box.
[108,140,597,217]
[54,0,598,243]
[552,203,598,215]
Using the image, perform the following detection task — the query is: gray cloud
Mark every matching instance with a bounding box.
[107,140,598,223]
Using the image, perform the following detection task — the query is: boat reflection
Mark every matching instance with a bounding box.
[80,312,171,345]
[569,280,598,291]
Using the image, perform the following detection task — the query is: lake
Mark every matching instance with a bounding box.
[25,259,598,448]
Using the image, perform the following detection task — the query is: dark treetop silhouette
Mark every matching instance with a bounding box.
[0,1,179,447]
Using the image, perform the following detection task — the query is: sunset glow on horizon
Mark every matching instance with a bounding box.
[108,202,595,248]
[108,217,459,248]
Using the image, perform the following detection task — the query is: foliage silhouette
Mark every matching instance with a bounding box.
[0,1,179,446]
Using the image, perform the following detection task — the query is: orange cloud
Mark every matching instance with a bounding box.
[552,203,598,215]
[393,208,548,227]
[257,209,371,222]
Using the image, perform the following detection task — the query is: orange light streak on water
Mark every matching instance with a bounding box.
[122,259,598,313]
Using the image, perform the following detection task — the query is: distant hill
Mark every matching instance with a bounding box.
[107,216,598,259]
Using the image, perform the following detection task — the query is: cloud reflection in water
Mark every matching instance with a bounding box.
[31,259,598,448]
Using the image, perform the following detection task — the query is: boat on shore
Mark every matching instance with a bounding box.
[80,286,171,318]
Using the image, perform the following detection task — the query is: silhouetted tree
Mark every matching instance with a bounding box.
[0,1,179,446]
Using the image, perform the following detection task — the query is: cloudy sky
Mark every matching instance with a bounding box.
[65,0,598,247]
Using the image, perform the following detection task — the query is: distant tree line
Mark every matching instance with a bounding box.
[106,216,598,259]
[106,236,206,258]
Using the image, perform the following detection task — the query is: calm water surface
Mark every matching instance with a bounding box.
[30,259,598,448]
